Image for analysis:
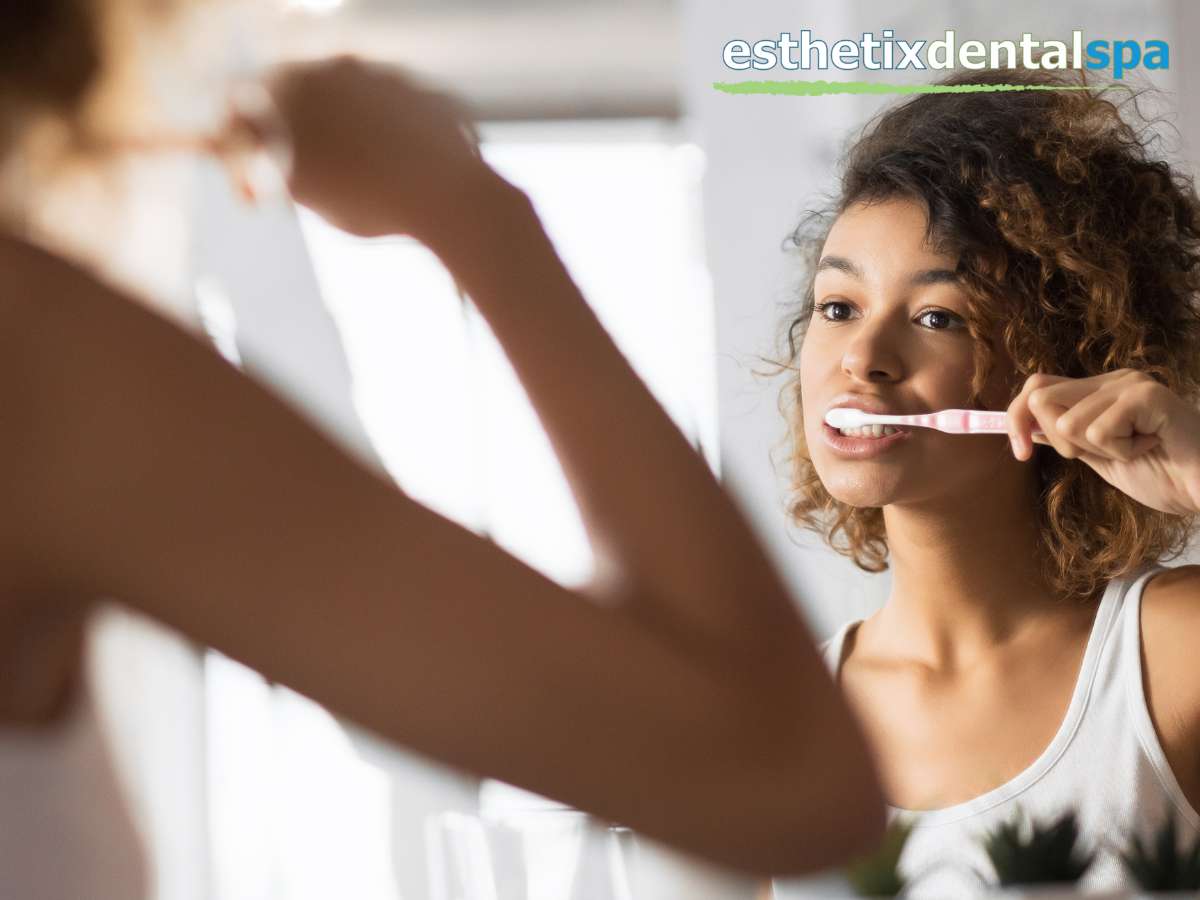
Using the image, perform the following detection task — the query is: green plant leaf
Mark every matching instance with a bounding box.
[845,819,915,897]
[981,809,1094,886]
[1119,813,1200,891]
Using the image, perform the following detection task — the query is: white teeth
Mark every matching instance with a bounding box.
[838,425,900,438]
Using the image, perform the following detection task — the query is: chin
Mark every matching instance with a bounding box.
[826,485,899,509]
[816,465,906,509]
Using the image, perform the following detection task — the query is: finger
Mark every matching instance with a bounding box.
[1076,435,1159,471]
[1032,370,1173,459]
[1052,388,1121,459]
[1125,376,1173,440]
[1011,371,1137,460]
[1006,384,1038,460]
[1018,369,1130,411]
[1027,387,1080,459]
[1008,374,1069,460]
[1085,395,1162,461]
[1131,433,1163,455]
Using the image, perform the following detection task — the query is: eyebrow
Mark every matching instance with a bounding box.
[816,255,959,286]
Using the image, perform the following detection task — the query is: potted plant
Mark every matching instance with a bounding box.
[980,809,1105,898]
[844,819,915,897]
[1119,812,1200,897]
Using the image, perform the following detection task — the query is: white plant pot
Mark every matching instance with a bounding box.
[628,837,761,900]
[995,887,1131,899]
[996,891,1199,899]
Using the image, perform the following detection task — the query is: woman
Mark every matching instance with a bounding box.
[0,0,885,893]
[781,65,1200,894]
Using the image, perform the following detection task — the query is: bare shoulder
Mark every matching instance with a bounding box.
[1142,563,1200,629]
[1140,563,1200,806]
[1141,564,1200,674]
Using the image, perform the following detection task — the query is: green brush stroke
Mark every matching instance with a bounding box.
[713,80,1094,96]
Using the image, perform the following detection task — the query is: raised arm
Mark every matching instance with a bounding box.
[261,55,824,679]
[0,59,884,876]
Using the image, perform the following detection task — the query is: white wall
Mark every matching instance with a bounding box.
[679,0,890,638]
[1176,0,1200,177]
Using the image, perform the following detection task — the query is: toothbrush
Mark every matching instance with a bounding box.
[825,407,1047,441]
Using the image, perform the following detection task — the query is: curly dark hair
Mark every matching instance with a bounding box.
[779,65,1200,603]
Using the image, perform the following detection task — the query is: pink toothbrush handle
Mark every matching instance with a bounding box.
[905,409,1046,438]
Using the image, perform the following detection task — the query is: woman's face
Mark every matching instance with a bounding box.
[799,196,1020,509]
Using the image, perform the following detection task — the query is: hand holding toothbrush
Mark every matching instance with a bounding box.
[823,369,1200,515]
[1007,370,1200,516]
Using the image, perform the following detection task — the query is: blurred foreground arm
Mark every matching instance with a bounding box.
[0,57,884,876]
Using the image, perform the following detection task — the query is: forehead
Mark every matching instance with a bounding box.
[820,197,957,272]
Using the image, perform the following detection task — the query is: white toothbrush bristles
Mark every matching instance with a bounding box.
[824,408,874,429]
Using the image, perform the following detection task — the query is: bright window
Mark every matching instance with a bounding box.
[205,117,715,900]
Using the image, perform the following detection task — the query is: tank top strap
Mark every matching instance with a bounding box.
[820,618,863,683]
[1100,560,1168,682]
[1073,567,1129,684]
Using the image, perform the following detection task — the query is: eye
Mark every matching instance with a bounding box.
[812,300,856,322]
[916,308,966,331]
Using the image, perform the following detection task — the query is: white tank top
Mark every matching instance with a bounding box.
[821,562,1200,897]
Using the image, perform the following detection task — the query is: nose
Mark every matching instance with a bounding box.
[841,317,903,384]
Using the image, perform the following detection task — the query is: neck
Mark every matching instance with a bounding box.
[869,458,1087,668]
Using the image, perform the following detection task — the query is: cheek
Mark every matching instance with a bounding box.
[914,352,979,410]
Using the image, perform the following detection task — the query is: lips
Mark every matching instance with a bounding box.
[821,394,915,459]
[821,420,913,459]
[824,394,900,418]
